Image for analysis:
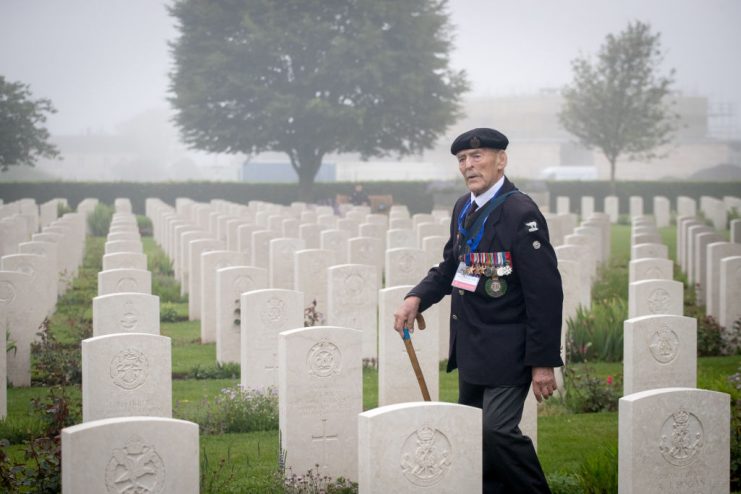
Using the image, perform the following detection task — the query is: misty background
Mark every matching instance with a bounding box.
[1,0,739,182]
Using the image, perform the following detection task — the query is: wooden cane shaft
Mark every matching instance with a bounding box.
[404,338,431,401]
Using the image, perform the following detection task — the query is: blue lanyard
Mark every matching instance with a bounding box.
[457,190,518,253]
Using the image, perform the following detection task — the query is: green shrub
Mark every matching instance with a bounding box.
[31,318,85,386]
[176,385,278,434]
[562,363,622,413]
[181,362,240,380]
[578,446,618,494]
[136,214,153,236]
[160,302,188,323]
[152,273,186,303]
[148,248,174,277]
[87,203,113,236]
[56,202,73,217]
[566,298,627,363]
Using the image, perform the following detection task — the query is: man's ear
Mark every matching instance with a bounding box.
[498,151,508,170]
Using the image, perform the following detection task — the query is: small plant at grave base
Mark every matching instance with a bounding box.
[136,215,153,236]
[6,328,16,356]
[148,248,174,277]
[160,302,187,323]
[562,362,622,414]
[152,273,186,304]
[182,362,240,380]
[200,448,238,494]
[280,466,358,494]
[176,385,278,435]
[304,299,325,327]
[31,317,84,386]
[56,202,72,217]
[0,387,79,493]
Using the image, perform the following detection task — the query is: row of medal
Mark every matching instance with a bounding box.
[461,251,513,277]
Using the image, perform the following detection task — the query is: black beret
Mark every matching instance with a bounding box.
[450,128,509,155]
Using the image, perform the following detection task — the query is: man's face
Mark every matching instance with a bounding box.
[457,148,507,195]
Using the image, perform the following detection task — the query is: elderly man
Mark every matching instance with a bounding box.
[393,128,563,493]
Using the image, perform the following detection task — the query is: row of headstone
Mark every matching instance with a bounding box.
[144,198,451,361]
[0,200,90,397]
[619,212,731,491]
[87,205,171,422]
[677,215,741,341]
[61,201,196,492]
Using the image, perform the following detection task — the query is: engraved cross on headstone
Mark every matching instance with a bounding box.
[311,418,339,470]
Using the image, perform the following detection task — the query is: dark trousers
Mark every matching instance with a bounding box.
[458,377,551,494]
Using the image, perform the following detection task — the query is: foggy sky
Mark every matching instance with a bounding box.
[1,0,740,136]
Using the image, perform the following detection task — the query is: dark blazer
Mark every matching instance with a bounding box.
[408,177,563,386]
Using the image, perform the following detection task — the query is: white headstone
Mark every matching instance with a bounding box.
[299,223,323,249]
[628,258,674,284]
[93,293,160,337]
[0,271,36,387]
[628,280,684,318]
[104,240,144,254]
[378,286,439,404]
[556,196,570,214]
[387,229,416,250]
[676,196,697,218]
[200,250,248,342]
[358,402,481,493]
[718,256,741,330]
[82,333,172,421]
[102,252,148,271]
[295,249,332,317]
[98,269,152,296]
[241,289,304,390]
[348,237,384,284]
[705,242,741,318]
[320,229,350,265]
[631,243,669,261]
[618,388,730,493]
[604,195,619,223]
[385,248,428,287]
[269,237,306,290]
[693,232,723,304]
[653,196,671,228]
[62,417,199,494]
[623,315,697,395]
[327,264,378,359]
[279,326,362,481]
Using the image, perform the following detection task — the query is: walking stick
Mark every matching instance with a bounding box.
[402,314,431,401]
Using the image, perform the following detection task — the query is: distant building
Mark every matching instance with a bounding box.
[419,91,739,181]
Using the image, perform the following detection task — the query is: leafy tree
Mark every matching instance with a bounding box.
[559,21,679,192]
[0,76,59,172]
[168,0,468,198]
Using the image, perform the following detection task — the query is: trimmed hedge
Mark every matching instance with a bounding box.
[0,181,438,214]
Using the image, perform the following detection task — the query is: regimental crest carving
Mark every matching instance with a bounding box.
[105,435,166,494]
[261,296,286,329]
[342,272,366,306]
[648,325,680,364]
[659,407,704,467]
[647,288,671,314]
[119,300,139,331]
[307,340,341,378]
[398,253,415,273]
[117,277,139,292]
[17,262,35,279]
[0,281,15,305]
[110,348,149,390]
[400,426,452,487]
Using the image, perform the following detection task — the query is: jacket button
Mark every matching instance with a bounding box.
[458,289,464,296]
[452,314,458,320]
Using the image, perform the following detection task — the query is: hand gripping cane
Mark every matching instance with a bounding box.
[402,313,431,401]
